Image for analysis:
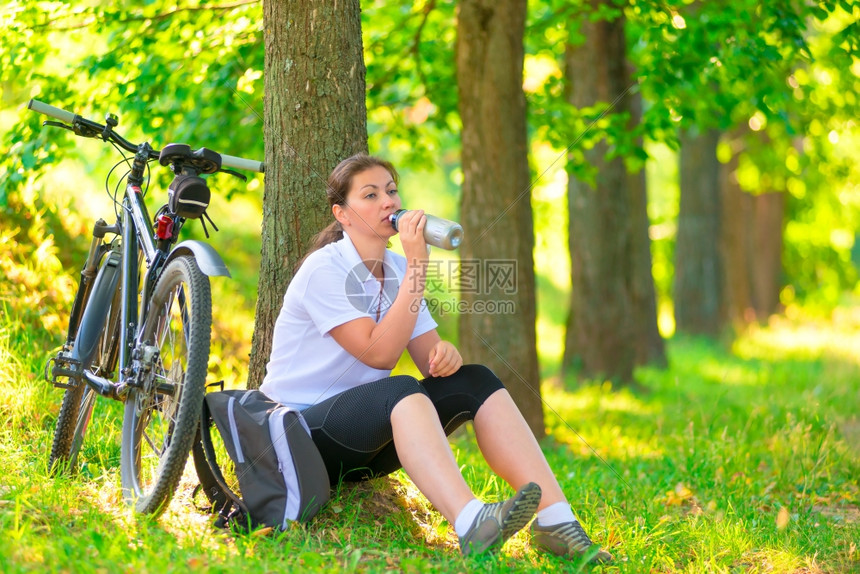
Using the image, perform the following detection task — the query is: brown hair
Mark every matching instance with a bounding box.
[299,153,399,266]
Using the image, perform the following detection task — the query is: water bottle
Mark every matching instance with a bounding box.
[389,209,464,250]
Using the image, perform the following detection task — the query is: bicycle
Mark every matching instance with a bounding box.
[28,99,265,516]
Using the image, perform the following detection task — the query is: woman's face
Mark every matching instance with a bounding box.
[341,164,401,242]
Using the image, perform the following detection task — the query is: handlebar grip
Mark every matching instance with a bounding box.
[27,99,76,124]
[220,153,265,174]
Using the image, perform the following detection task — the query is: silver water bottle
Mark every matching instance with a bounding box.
[389,209,464,250]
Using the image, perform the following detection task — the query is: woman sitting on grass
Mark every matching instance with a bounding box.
[259,153,611,562]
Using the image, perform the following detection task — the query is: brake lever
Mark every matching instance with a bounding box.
[42,120,74,132]
[218,168,247,182]
[45,119,100,139]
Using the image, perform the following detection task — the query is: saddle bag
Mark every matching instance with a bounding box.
[168,174,210,219]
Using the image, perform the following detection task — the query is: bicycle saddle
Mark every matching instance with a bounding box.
[159,144,222,174]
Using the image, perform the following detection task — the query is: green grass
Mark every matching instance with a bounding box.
[3,310,858,573]
[1,191,858,573]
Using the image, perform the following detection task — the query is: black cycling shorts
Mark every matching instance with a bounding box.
[301,363,505,484]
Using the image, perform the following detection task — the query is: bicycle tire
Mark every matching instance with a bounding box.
[120,255,211,516]
[48,251,122,475]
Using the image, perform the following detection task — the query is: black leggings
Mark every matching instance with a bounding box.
[301,364,505,485]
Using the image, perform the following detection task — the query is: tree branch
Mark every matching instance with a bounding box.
[36,0,260,31]
[411,0,437,90]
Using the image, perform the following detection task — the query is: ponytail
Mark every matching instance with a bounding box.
[295,220,343,272]
[309,220,344,252]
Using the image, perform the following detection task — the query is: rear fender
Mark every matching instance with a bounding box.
[165,240,231,278]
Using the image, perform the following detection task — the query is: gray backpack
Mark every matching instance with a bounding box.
[195,389,330,530]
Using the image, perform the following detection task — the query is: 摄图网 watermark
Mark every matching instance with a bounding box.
[344,259,519,317]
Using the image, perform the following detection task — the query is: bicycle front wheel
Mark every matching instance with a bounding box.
[120,255,211,516]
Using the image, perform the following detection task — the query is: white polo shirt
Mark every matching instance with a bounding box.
[259,233,437,408]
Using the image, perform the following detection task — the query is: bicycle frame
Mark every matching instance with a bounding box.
[61,142,231,401]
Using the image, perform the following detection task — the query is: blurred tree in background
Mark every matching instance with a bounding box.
[558,0,665,384]
[456,0,543,436]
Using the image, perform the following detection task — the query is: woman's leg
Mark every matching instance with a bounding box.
[301,375,474,522]
[473,388,567,511]
[423,365,612,560]
[390,393,475,522]
[423,364,568,511]
[303,373,542,552]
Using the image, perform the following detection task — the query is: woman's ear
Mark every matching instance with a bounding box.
[332,204,349,226]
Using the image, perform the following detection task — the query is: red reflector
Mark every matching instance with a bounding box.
[155,214,174,240]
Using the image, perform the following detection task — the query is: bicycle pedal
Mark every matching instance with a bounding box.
[46,354,83,389]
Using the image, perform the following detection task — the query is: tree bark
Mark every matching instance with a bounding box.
[457,0,543,438]
[249,0,367,388]
[674,127,724,335]
[722,136,785,324]
[563,2,664,382]
[721,137,755,324]
[749,191,784,318]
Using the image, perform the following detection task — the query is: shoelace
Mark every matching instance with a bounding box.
[542,521,594,552]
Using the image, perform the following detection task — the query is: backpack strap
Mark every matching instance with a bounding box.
[191,381,228,511]
[191,426,227,512]
[198,396,252,528]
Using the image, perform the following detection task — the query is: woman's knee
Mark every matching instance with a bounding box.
[456,364,507,402]
[458,364,504,387]
[385,375,429,412]
[421,364,507,432]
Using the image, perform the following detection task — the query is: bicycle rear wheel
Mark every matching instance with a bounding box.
[120,255,211,516]
[49,251,121,474]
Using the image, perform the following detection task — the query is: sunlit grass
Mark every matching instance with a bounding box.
[3,312,859,572]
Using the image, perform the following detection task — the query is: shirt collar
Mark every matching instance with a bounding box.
[334,232,395,285]
[334,230,365,270]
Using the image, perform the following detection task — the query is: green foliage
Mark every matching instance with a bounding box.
[1,0,265,211]
[523,0,860,310]
[362,0,462,170]
[4,0,859,312]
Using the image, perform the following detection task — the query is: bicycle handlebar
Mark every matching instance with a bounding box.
[27,98,266,174]
[220,154,265,174]
[27,99,76,124]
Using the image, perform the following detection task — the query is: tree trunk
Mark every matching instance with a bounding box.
[749,191,784,318]
[721,137,755,324]
[628,74,667,368]
[563,3,663,382]
[457,0,543,438]
[674,127,724,335]
[722,146,785,324]
[249,0,367,388]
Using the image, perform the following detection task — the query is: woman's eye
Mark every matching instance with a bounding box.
[388,188,398,195]
[365,192,376,199]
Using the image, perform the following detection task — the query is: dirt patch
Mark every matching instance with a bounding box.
[838,418,860,458]
[813,503,860,525]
